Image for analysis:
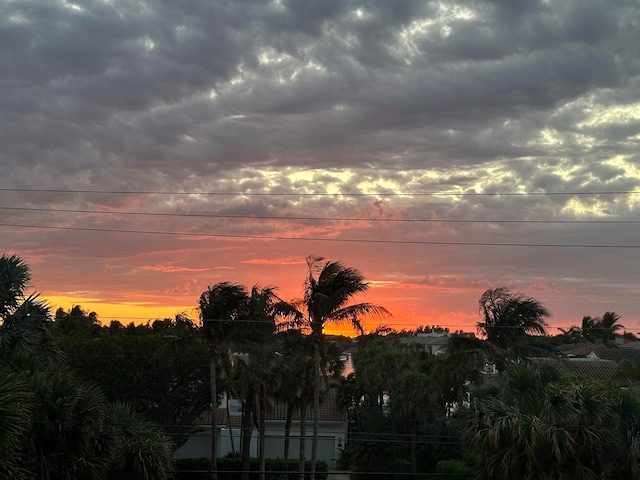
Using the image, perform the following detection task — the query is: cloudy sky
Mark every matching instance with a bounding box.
[1,0,639,335]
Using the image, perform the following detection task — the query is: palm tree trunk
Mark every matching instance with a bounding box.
[226,394,235,454]
[411,427,417,474]
[283,401,295,477]
[311,340,320,480]
[258,386,266,480]
[241,394,254,480]
[298,397,307,480]
[210,354,218,480]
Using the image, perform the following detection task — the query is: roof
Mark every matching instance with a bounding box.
[399,335,450,347]
[266,388,345,422]
[560,342,609,357]
[589,348,640,364]
[530,357,632,387]
[196,388,346,426]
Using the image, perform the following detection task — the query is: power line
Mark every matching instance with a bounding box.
[1,187,638,196]
[1,222,638,248]
[2,206,638,225]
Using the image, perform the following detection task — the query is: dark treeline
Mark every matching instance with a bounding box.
[2,252,640,480]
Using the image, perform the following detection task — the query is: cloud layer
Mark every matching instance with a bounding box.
[1,0,639,333]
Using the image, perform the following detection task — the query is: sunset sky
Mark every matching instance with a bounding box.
[1,0,639,336]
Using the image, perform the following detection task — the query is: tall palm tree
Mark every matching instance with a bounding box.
[389,369,432,474]
[303,256,390,478]
[199,282,250,480]
[476,287,550,351]
[200,283,287,480]
[432,336,486,416]
[233,287,278,480]
[579,312,625,345]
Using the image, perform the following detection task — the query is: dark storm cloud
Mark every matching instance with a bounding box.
[1,0,638,185]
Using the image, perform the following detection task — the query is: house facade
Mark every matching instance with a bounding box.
[175,389,348,468]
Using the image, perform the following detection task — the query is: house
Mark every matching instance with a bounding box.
[175,388,348,468]
[530,356,632,388]
[398,332,450,355]
[587,348,640,364]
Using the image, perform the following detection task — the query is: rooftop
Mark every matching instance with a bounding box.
[196,388,346,426]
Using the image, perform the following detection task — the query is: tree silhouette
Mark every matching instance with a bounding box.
[302,256,390,479]
[477,287,550,350]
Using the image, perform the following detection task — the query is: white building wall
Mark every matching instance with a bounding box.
[175,420,347,468]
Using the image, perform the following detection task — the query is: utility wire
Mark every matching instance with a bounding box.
[1,206,638,225]
[1,222,638,247]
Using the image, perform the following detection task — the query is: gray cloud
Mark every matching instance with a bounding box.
[0,0,639,329]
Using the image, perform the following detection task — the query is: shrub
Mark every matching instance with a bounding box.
[436,459,473,478]
[174,457,328,480]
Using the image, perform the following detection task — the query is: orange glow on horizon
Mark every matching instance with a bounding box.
[45,294,196,325]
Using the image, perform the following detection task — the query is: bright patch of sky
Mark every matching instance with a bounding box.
[62,1,83,12]
[561,197,612,217]
[578,102,640,127]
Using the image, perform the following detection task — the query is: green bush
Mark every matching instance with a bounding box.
[174,457,328,480]
[436,459,473,478]
[350,458,412,480]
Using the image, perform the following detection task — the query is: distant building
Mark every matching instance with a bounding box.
[531,346,634,388]
[398,332,450,355]
[175,388,348,468]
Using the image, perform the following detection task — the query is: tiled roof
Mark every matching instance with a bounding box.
[399,335,450,347]
[265,388,345,422]
[591,348,640,364]
[530,357,632,387]
[196,388,346,426]
[561,343,608,357]
[194,408,243,428]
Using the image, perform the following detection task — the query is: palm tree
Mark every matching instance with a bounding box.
[240,285,289,480]
[54,305,101,337]
[578,312,625,345]
[105,402,175,480]
[0,254,57,365]
[199,282,250,480]
[0,366,33,480]
[303,256,390,478]
[581,315,596,342]
[596,311,625,345]
[271,330,314,477]
[556,326,582,345]
[458,365,640,479]
[200,283,287,480]
[432,336,486,416]
[352,335,401,411]
[389,369,432,474]
[476,287,550,351]
[0,253,30,317]
[26,369,112,480]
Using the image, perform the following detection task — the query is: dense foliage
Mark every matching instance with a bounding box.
[0,253,175,480]
[460,365,640,479]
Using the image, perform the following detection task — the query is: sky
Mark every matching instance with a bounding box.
[1,0,639,336]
